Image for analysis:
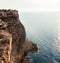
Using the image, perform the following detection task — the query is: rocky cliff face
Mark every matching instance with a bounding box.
[0,9,38,63]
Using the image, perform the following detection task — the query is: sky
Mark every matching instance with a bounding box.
[0,0,60,12]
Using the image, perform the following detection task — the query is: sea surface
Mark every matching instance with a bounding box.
[20,12,60,63]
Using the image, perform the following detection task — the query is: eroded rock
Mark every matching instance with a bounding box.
[0,9,38,63]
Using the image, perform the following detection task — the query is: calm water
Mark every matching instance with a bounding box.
[20,12,60,63]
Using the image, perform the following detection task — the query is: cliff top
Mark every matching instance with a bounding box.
[0,9,18,18]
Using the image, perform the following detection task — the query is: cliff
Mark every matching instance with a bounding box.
[0,9,38,63]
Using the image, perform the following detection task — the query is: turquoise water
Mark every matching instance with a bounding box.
[20,12,60,63]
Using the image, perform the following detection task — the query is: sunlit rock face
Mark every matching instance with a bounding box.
[0,10,38,63]
[0,30,12,63]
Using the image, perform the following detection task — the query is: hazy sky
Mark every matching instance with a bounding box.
[0,0,60,12]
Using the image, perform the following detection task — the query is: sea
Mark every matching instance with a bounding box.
[20,12,60,63]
